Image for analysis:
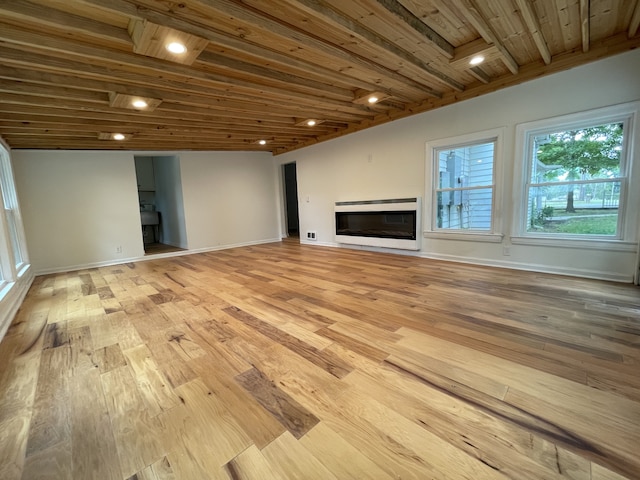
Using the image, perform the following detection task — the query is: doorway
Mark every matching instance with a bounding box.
[134,155,188,254]
[283,162,300,238]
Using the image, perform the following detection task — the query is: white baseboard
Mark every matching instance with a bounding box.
[183,238,281,255]
[33,238,282,275]
[0,267,35,342]
[301,241,632,282]
[34,237,632,282]
[417,251,632,283]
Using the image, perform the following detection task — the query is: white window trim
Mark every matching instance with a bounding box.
[0,141,29,282]
[424,127,505,242]
[511,102,639,247]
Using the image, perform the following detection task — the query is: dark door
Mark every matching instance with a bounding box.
[283,162,299,236]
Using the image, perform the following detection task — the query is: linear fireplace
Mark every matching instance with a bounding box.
[334,198,421,250]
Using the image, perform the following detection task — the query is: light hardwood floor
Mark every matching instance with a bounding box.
[1,242,639,479]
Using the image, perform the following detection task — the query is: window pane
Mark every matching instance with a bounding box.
[531,123,623,184]
[434,140,495,231]
[526,120,625,237]
[526,182,619,235]
[438,142,494,189]
[0,146,24,267]
[437,188,493,230]
[5,209,22,265]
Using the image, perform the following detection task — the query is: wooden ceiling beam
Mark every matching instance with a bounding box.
[0,22,376,116]
[73,0,398,95]
[194,51,355,102]
[0,106,338,136]
[73,0,442,97]
[0,0,131,45]
[448,0,519,74]
[0,128,312,144]
[0,71,365,126]
[0,104,338,135]
[275,31,640,155]
[468,67,491,84]
[0,123,321,139]
[374,0,454,58]
[66,0,398,96]
[0,129,291,141]
[580,0,590,53]
[286,0,462,92]
[629,0,640,37]
[0,78,107,103]
[0,97,346,129]
[189,0,444,95]
[3,135,285,146]
[0,88,358,129]
[449,39,501,69]
[514,0,552,64]
[0,54,367,121]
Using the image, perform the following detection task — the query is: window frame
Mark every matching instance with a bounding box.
[424,128,504,243]
[0,141,28,285]
[512,103,638,250]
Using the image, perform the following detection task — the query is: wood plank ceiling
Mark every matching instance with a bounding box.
[0,0,638,154]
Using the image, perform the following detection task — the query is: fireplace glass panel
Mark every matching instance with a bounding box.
[335,210,416,240]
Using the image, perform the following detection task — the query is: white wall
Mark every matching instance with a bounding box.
[153,155,188,249]
[12,150,280,273]
[178,151,279,250]
[13,150,145,273]
[276,50,640,282]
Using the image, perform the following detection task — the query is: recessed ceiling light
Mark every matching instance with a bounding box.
[353,91,388,105]
[306,120,317,126]
[109,93,162,112]
[166,42,186,54]
[112,133,126,141]
[469,55,485,66]
[258,139,267,145]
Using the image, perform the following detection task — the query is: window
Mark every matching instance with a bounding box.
[516,104,635,242]
[426,128,502,239]
[0,143,26,276]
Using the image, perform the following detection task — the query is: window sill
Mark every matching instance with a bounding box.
[16,262,30,278]
[423,231,504,243]
[510,236,637,252]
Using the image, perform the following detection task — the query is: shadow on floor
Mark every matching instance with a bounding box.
[144,243,186,256]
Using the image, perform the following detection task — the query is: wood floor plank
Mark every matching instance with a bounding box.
[330,388,508,480]
[0,349,41,480]
[189,354,285,448]
[235,366,320,439]
[299,423,395,480]
[1,242,639,479]
[223,444,287,480]
[123,344,180,417]
[158,379,253,468]
[345,357,591,479]
[150,456,177,480]
[20,440,72,480]
[260,431,339,480]
[69,368,122,480]
[101,366,166,478]
[24,346,71,457]
[93,343,128,374]
[223,305,353,379]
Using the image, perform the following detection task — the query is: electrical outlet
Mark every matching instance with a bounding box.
[503,245,510,256]
[116,245,122,254]
[306,231,317,241]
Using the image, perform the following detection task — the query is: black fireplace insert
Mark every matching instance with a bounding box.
[335,210,417,240]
